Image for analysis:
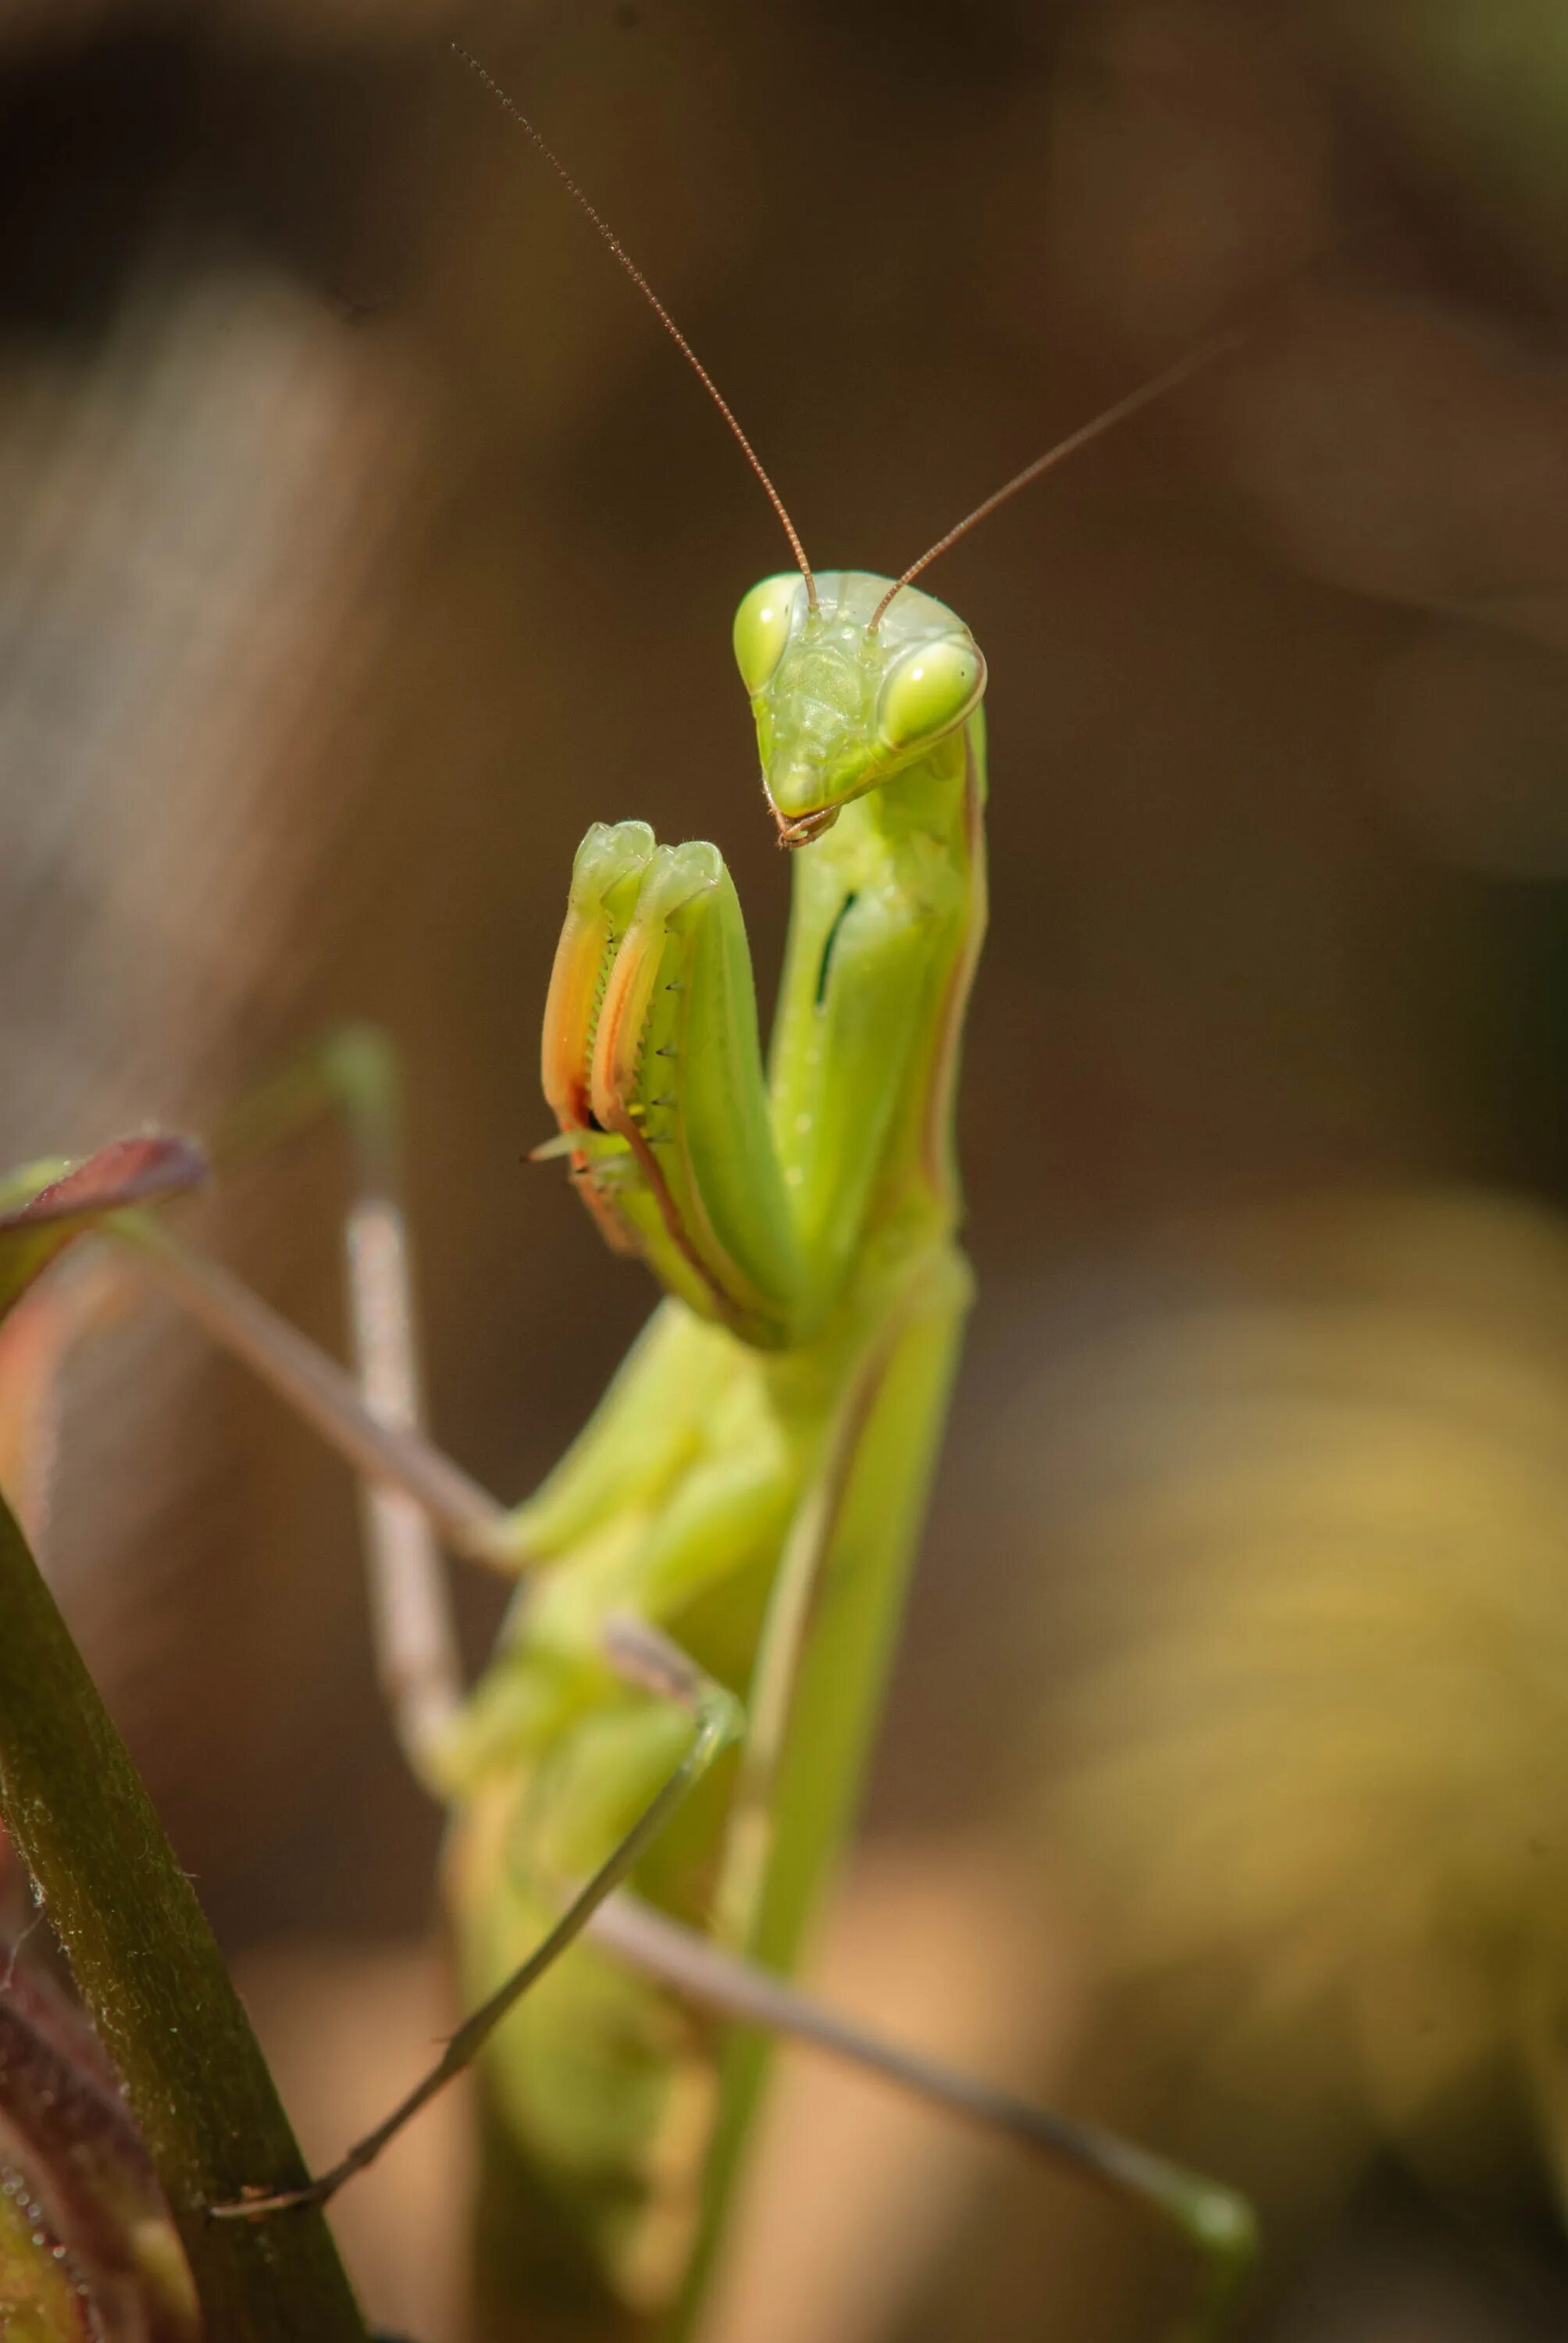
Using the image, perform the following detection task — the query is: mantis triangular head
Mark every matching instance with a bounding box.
[733,570,986,844]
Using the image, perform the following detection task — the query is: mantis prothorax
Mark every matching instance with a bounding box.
[0,45,1256,2343]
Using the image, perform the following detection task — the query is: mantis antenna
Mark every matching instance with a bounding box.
[451,41,820,612]
[868,324,1245,629]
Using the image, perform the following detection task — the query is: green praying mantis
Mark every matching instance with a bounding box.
[0,44,1260,2343]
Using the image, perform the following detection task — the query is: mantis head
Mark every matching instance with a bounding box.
[732,571,986,847]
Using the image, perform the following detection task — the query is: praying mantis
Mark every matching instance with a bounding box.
[0,41,1260,2343]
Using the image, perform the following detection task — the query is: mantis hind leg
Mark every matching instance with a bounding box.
[230,1618,743,2223]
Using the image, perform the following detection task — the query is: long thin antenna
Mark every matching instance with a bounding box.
[452,41,818,612]
[869,325,1244,629]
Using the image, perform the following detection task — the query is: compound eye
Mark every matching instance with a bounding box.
[876,634,985,753]
[732,574,802,696]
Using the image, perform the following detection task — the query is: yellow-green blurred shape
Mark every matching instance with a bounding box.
[1037,1190,1568,2216]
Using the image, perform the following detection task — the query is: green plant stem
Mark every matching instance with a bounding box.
[0,1489,369,2343]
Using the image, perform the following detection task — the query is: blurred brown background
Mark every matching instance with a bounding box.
[5,0,1568,2336]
